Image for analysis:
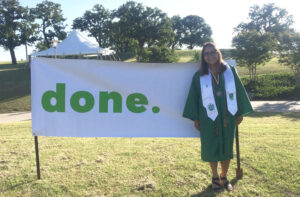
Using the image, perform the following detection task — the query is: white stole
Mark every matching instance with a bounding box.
[200,63,237,121]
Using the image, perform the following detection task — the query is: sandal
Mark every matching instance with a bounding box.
[211,177,222,192]
[220,176,233,191]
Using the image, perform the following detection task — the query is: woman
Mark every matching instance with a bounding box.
[183,42,253,192]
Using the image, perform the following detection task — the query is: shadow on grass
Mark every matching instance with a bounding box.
[0,63,26,70]
[191,177,241,197]
[3,178,35,191]
[247,112,300,121]
[0,68,30,102]
[0,93,31,103]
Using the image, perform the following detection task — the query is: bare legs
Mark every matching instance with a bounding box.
[209,162,219,178]
[220,160,230,177]
[209,159,231,179]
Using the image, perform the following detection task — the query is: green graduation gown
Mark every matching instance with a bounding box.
[183,66,253,162]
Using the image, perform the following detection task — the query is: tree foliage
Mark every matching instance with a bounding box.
[233,3,295,82]
[170,15,183,50]
[111,1,174,60]
[181,15,213,49]
[278,32,300,86]
[20,8,39,58]
[72,4,110,48]
[33,0,67,49]
[232,31,277,82]
[235,3,294,38]
[0,0,38,64]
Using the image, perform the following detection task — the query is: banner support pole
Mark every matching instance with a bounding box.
[34,136,41,180]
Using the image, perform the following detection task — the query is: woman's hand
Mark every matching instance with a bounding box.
[236,115,243,125]
[194,120,200,131]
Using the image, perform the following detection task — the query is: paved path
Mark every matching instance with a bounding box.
[251,101,300,112]
[0,112,32,123]
[0,101,299,123]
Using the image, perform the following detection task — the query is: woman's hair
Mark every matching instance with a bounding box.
[199,42,227,76]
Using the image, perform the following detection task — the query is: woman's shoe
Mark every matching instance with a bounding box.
[211,177,222,192]
[220,176,233,191]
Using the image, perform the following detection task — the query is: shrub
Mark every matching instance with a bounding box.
[139,45,179,63]
[241,72,299,100]
[193,51,201,62]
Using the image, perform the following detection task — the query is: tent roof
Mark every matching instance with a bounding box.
[31,30,114,56]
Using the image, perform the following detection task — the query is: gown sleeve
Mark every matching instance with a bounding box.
[182,72,200,121]
[231,66,254,116]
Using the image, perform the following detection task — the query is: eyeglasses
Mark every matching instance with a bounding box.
[204,50,218,57]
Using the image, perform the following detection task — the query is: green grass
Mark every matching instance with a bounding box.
[0,63,30,114]
[0,61,27,65]
[0,112,299,196]
[123,50,292,75]
[0,95,31,113]
[176,50,201,63]
[174,50,291,75]
[235,57,291,76]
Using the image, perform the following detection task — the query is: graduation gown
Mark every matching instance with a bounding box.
[183,66,253,162]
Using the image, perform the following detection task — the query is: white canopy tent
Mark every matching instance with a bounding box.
[31,30,115,58]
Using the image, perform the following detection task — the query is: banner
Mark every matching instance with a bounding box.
[31,58,235,137]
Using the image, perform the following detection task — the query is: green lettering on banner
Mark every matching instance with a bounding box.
[99,91,122,113]
[41,83,160,114]
[42,83,66,112]
[126,93,148,113]
[70,91,95,113]
[152,106,160,114]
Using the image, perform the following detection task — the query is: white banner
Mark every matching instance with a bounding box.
[31,58,235,137]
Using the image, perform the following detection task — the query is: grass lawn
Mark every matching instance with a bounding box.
[0,63,30,114]
[0,112,299,196]
[174,50,291,75]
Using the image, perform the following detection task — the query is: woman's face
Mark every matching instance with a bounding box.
[203,45,219,66]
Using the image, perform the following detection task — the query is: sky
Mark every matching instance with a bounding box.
[0,0,299,62]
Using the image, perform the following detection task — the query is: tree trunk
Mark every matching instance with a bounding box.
[42,22,50,48]
[253,64,257,82]
[248,66,253,82]
[295,74,300,88]
[171,43,175,50]
[137,41,145,62]
[9,47,17,65]
[25,42,28,61]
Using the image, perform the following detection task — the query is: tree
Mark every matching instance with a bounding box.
[111,1,174,60]
[181,15,213,49]
[170,15,183,50]
[20,8,39,59]
[108,21,138,55]
[233,3,295,82]
[72,4,110,48]
[33,0,67,49]
[278,31,300,87]
[0,0,37,64]
[235,3,294,41]
[232,31,277,82]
